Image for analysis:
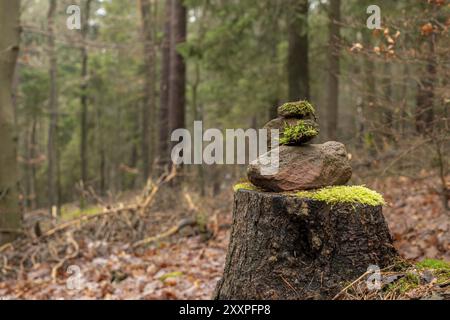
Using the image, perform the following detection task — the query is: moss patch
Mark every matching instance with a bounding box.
[278,100,315,118]
[279,120,319,145]
[340,257,450,300]
[233,183,385,206]
[233,182,258,192]
[158,271,183,282]
[416,259,450,270]
[416,259,450,285]
[385,272,421,295]
[60,205,101,221]
[296,186,386,206]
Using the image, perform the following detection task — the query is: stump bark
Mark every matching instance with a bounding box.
[214,189,398,300]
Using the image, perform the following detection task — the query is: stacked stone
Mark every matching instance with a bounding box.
[248,100,352,192]
[264,101,319,146]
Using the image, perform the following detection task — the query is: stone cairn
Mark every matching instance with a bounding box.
[248,100,352,192]
[214,101,398,300]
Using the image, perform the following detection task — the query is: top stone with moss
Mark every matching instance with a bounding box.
[278,100,315,118]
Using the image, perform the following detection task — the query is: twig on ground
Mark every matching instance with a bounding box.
[132,218,197,248]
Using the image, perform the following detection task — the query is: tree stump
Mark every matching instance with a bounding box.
[213,189,398,300]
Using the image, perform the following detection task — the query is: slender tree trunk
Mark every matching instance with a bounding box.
[168,0,187,142]
[80,0,92,206]
[326,0,340,140]
[416,35,436,134]
[362,31,376,153]
[399,64,409,136]
[24,126,32,210]
[269,17,280,120]
[288,0,310,101]
[382,61,394,135]
[22,118,38,210]
[95,104,106,196]
[0,0,22,244]
[158,0,172,173]
[139,0,157,181]
[150,0,159,177]
[47,0,60,216]
[29,118,38,210]
[192,61,205,196]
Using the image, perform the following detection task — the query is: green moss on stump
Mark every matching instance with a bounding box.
[279,120,319,145]
[233,183,385,207]
[233,182,258,192]
[278,100,315,118]
[296,186,386,206]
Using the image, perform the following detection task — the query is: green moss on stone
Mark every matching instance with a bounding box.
[295,185,386,206]
[278,100,315,118]
[279,120,319,145]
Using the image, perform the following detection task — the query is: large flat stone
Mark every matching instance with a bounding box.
[247,141,352,191]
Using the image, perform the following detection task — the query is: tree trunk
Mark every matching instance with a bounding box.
[0,0,22,244]
[168,0,187,140]
[288,0,310,101]
[416,35,436,134]
[382,61,394,136]
[47,0,60,216]
[28,118,38,210]
[192,61,205,196]
[80,0,92,204]
[139,0,156,181]
[214,189,398,300]
[158,0,172,173]
[362,32,376,154]
[97,106,106,196]
[326,0,340,140]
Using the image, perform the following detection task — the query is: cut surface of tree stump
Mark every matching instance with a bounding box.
[214,189,398,300]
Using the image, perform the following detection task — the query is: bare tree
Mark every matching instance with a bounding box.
[288,0,310,101]
[80,0,92,207]
[139,0,157,181]
[47,0,60,215]
[158,0,172,173]
[168,0,187,153]
[326,0,340,140]
[416,34,436,134]
[0,0,22,244]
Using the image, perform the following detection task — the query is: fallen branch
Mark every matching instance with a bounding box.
[132,218,197,248]
[40,166,178,240]
[0,228,25,235]
[51,232,80,283]
[332,270,371,300]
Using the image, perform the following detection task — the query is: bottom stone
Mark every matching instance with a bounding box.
[247,141,352,192]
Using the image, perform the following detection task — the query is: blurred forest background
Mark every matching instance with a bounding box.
[0,0,448,299]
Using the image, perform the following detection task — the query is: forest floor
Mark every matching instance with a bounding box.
[0,173,448,300]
